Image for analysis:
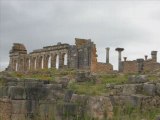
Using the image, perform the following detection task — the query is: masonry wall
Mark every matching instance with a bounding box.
[0,99,12,120]
[144,60,160,72]
[93,63,113,73]
[121,61,138,74]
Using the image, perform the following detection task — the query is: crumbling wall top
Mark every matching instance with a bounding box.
[75,38,92,48]
[10,43,27,54]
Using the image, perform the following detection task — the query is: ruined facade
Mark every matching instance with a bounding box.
[7,38,113,73]
[7,38,160,74]
[116,48,160,73]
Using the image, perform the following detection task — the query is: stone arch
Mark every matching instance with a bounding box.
[62,53,68,66]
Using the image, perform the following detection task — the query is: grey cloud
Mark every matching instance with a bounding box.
[0,0,160,70]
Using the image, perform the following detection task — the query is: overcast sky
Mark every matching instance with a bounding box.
[0,0,160,71]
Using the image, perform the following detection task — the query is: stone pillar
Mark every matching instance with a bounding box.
[151,51,157,62]
[123,57,127,62]
[145,55,148,61]
[106,47,110,64]
[115,48,124,72]
[59,53,63,69]
[137,59,144,73]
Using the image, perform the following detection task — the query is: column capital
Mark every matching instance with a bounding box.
[106,47,110,50]
[115,48,124,52]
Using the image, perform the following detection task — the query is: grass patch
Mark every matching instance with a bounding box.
[68,74,131,95]
[0,77,5,86]
[99,74,129,84]
[113,105,160,120]
[68,81,106,95]
[8,68,76,81]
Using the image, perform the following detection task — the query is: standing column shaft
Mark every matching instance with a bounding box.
[118,51,121,71]
[115,48,124,72]
[106,47,110,64]
[151,51,157,62]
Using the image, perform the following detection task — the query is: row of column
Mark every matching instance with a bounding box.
[105,47,124,71]
[12,53,68,72]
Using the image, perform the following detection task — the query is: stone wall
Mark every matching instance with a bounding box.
[121,52,160,73]
[0,99,12,120]
[121,61,138,73]
[93,62,113,73]
[0,77,114,120]
[144,60,160,72]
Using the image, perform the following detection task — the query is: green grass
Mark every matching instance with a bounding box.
[0,77,5,86]
[99,74,129,84]
[67,74,130,95]
[68,81,106,95]
[8,68,76,81]
[113,105,160,120]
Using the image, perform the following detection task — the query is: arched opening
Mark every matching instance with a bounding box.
[56,54,59,69]
[14,60,18,71]
[48,56,51,68]
[63,53,68,65]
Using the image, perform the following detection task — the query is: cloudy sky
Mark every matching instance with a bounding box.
[0,0,160,71]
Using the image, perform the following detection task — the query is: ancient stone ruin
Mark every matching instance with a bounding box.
[7,38,113,73]
[117,48,160,73]
[7,38,160,73]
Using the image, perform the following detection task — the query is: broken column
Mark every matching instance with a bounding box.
[145,55,148,61]
[106,47,110,64]
[137,59,144,73]
[115,48,124,72]
[123,57,127,62]
[151,51,157,62]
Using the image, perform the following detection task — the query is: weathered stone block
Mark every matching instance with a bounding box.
[39,100,56,120]
[122,84,143,95]
[155,115,160,120]
[76,71,90,82]
[24,81,43,88]
[128,75,148,84]
[8,86,26,100]
[156,83,160,96]
[87,96,113,120]
[25,86,47,100]
[59,77,69,88]
[11,114,26,120]
[143,83,156,96]
[64,90,74,102]
[11,100,28,114]
[0,86,8,98]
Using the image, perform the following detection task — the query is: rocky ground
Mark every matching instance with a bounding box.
[0,69,160,120]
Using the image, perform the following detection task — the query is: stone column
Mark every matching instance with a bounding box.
[145,55,148,61]
[115,48,124,72]
[106,47,110,64]
[137,59,144,73]
[151,51,157,62]
[123,57,127,62]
